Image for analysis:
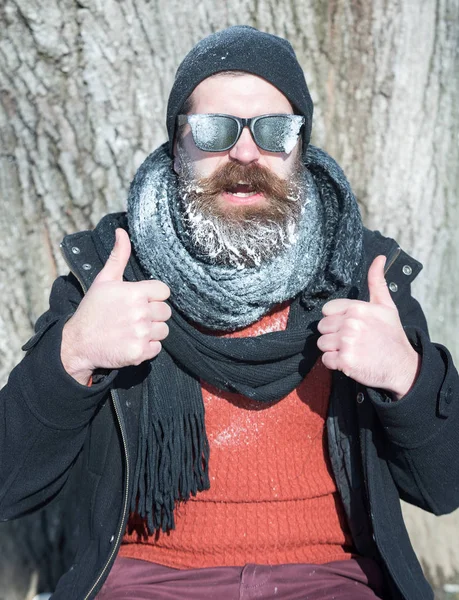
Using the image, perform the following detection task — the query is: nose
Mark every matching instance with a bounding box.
[228,126,261,165]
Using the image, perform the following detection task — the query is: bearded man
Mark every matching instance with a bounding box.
[1,26,458,600]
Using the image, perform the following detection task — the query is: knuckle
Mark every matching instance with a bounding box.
[321,304,330,316]
[348,304,365,318]
[152,322,169,341]
[317,319,326,334]
[321,349,331,362]
[150,280,171,300]
[341,335,356,350]
[345,318,362,332]
[128,343,144,364]
[152,302,172,321]
[339,351,354,370]
[131,308,146,323]
[321,351,336,371]
[131,287,145,303]
[149,341,162,358]
[133,323,149,340]
[163,303,172,320]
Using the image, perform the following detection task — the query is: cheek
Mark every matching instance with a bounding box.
[261,141,301,177]
[263,155,295,178]
[189,155,227,179]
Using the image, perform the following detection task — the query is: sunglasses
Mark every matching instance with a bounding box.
[177,113,305,154]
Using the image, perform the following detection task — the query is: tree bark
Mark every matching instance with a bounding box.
[1,0,458,595]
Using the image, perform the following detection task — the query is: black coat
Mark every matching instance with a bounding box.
[1,213,458,599]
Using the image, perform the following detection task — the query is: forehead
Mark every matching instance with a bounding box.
[189,73,294,118]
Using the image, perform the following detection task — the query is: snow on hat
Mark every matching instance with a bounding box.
[166,25,313,156]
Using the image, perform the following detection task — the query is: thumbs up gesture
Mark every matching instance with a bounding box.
[317,256,420,399]
[61,228,171,385]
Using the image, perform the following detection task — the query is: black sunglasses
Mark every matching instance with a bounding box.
[177,113,304,154]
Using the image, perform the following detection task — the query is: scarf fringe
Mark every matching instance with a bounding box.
[132,397,210,533]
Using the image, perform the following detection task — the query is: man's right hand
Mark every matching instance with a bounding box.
[61,228,171,385]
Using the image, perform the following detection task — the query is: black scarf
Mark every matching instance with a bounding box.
[128,258,363,533]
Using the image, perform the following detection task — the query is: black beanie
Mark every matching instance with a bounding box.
[166,25,313,157]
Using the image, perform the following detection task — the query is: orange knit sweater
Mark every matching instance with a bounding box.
[120,303,355,568]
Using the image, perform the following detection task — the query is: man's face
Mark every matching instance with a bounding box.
[173,73,305,268]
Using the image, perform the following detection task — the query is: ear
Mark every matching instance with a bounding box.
[173,140,181,174]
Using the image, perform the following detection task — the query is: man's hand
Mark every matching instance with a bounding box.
[61,228,172,385]
[317,255,420,400]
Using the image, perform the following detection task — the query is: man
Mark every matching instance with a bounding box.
[0,26,458,600]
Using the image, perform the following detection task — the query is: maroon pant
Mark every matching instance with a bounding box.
[97,557,385,599]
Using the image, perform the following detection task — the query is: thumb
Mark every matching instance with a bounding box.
[95,228,131,283]
[368,255,395,307]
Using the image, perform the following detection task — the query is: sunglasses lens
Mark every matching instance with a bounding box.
[188,115,239,152]
[254,115,304,153]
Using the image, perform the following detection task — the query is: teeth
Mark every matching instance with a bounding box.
[231,191,257,197]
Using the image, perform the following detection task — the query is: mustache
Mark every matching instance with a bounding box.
[192,161,292,203]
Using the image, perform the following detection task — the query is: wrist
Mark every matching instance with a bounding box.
[391,347,421,400]
[61,321,94,385]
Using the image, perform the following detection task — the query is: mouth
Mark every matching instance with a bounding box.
[223,182,265,204]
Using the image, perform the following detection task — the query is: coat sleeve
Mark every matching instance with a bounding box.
[367,284,459,515]
[0,274,116,521]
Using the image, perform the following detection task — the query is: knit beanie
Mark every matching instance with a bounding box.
[166,25,314,156]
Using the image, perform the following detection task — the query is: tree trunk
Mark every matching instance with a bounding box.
[0,0,458,595]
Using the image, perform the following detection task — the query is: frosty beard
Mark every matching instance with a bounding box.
[175,151,306,269]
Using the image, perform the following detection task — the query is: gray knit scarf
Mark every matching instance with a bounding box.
[125,143,364,532]
[128,143,362,330]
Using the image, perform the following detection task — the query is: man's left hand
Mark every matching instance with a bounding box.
[317,255,420,400]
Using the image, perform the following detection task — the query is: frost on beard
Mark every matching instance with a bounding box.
[179,182,304,270]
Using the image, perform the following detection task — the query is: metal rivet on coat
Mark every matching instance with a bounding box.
[402,265,412,276]
[71,246,81,255]
[82,263,92,270]
[389,282,398,293]
[356,392,365,404]
[109,535,115,543]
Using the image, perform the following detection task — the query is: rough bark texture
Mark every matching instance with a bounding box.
[0,0,458,595]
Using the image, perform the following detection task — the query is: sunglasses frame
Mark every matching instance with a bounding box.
[177,113,305,153]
